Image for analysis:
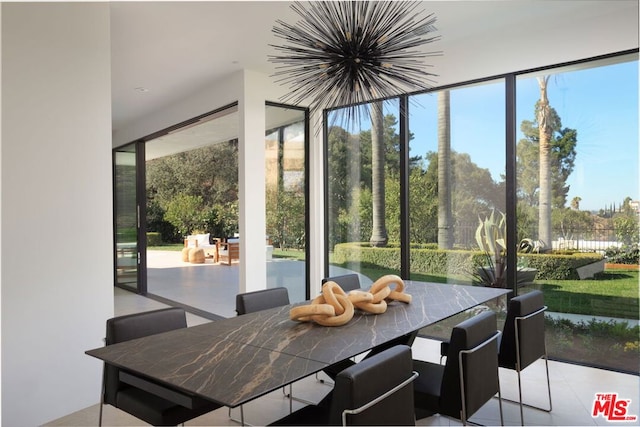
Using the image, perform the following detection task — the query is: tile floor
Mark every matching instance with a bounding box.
[46,287,639,426]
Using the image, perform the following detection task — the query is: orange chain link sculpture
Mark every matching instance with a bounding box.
[290,274,412,327]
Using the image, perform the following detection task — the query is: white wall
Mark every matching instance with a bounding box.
[238,70,268,293]
[1,3,113,426]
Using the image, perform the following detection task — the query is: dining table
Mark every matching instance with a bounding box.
[86,281,510,412]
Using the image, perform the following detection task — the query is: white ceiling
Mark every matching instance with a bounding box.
[111,1,639,133]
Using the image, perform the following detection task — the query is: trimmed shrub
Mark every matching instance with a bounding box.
[519,253,603,280]
[332,242,603,280]
[146,232,163,246]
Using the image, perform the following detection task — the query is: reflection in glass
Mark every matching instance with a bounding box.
[408,81,506,282]
[265,105,307,302]
[114,148,138,289]
[327,100,400,284]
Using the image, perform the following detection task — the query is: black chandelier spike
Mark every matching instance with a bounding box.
[269,1,441,120]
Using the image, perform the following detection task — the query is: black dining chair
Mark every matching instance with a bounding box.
[498,290,552,425]
[236,286,290,315]
[321,273,362,292]
[270,345,418,426]
[99,307,221,427]
[413,310,503,425]
[234,287,294,423]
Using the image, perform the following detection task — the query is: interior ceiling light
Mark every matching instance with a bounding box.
[269,1,441,121]
[134,87,150,93]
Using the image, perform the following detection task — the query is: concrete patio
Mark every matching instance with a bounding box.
[146,249,371,318]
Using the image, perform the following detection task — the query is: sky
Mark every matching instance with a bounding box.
[347,59,639,213]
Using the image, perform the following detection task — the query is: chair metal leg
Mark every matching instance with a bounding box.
[513,316,553,426]
[289,385,293,413]
[283,383,315,405]
[544,354,552,412]
[497,369,504,426]
[316,372,334,386]
[228,405,253,426]
[98,365,105,427]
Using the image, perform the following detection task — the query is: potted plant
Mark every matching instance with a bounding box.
[472,210,539,287]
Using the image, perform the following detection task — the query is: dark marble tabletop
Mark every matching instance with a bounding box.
[86,281,509,407]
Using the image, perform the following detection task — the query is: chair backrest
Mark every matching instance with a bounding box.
[330,345,416,426]
[103,308,188,405]
[440,311,500,420]
[235,287,290,315]
[322,274,361,292]
[499,290,546,370]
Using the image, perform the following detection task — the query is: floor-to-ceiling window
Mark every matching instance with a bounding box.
[265,103,309,302]
[515,54,639,373]
[408,81,506,284]
[326,100,401,285]
[324,51,639,373]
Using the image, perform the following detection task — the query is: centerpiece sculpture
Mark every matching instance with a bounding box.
[290,274,411,326]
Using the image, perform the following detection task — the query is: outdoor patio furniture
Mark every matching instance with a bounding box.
[218,239,239,265]
[188,247,205,264]
[184,233,218,260]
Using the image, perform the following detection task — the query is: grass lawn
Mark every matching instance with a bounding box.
[148,244,183,251]
[538,270,638,319]
[332,261,639,320]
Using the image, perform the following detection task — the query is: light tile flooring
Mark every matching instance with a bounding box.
[46,287,639,427]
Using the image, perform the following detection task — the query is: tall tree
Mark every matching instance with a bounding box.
[517,113,577,207]
[369,101,388,247]
[537,76,553,246]
[437,90,453,249]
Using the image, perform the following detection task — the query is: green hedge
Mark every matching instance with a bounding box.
[333,242,603,280]
[146,232,163,246]
[518,253,603,280]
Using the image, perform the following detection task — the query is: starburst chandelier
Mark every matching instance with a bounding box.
[269,1,440,119]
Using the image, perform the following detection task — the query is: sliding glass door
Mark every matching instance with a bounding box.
[114,142,146,293]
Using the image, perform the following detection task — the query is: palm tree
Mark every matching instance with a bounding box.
[438,90,453,249]
[537,76,552,247]
[369,101,388,247]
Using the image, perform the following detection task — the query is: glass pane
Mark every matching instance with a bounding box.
[114,147,138,290]
[516,55,639,373]
[408,81,506,284]
[265,105,307,302]
[327,100,401,286]
[407,82,506,342]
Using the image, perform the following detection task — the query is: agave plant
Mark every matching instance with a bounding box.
[474,210,507,287]
[472,209,542,287]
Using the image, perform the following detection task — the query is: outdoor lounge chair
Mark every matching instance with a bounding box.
[218,238,239,265]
